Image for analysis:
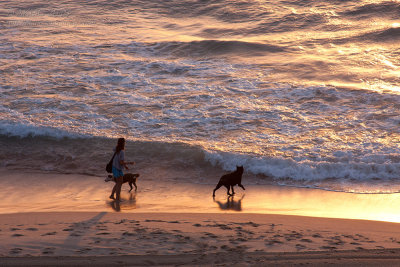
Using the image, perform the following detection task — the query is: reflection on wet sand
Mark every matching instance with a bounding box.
[214,195,244,211]
[3,171,400,223]
[109,192,137,212]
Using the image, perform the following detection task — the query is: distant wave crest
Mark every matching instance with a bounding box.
[358,27,400,43]
[341,2,400,19]
[120,40,287,58]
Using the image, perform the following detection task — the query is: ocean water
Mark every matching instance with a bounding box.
[1,0,400,193]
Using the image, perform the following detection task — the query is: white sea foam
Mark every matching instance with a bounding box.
[204,150,400,181]
[0,121,88,139]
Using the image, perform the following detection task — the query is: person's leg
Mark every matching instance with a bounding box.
[110,167,119,199]
[110,184,117,199]
[115,176,123,201]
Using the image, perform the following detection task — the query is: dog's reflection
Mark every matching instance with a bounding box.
[214,195,244,211]
[109,192,137,212]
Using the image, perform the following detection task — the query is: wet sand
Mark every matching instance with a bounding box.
[1,170,400,222]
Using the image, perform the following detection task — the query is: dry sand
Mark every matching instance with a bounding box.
[1,212,400,266]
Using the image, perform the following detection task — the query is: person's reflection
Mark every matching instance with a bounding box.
[214,195,244,211]
[109,192,137,212]
[110,199,121,212]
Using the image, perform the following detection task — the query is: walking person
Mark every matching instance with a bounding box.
[110,138,134,201]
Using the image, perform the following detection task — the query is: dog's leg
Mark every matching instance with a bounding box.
[128,182,133,192]
[133,181,137,191]
[231,185,235,195]
[213,182,223,197]
[239,184,245,190]
[225,185,232,196]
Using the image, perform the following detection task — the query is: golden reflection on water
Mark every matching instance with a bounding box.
[242,186,400,223]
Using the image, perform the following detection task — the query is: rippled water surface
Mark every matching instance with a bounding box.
[1,0,400,193]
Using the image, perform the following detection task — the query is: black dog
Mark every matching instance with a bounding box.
[213,166,245,197]
[105,173,140,192]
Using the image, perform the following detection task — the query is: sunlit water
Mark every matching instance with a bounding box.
[1,0,400,193]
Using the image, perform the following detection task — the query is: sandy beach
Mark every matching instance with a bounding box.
[1,212,400,266]
[1,171,400,266]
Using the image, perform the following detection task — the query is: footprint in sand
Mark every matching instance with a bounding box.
[12,233,24,237]
[342,234,354,239]
[219,225,232,230]
[284,231,303,241]
[25,228,38,231]
[245,222,260,227]
[204,232,218,238]
[220,244,229,250]
[9,248,22,254]
[295,244,307,250]
[42,247,55,254]
[70,232,82,237]
[76,248,92,254]
[174,237,187,244]
[320,245,337,250]
[96,232,111,235]
[265,239,283,246]
[41,232,57,236]
[122,231,135,236]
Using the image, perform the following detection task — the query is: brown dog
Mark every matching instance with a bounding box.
[105,173,140,193]
[213,166,245,197]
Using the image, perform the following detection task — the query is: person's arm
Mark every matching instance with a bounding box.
[120,160,134,170]
[119,151,135,170]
